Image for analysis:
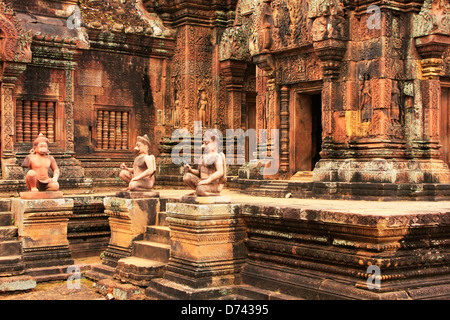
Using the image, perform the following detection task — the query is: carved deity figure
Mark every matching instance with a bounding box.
[198,90,209,127]
[23,133,60,192]
[119,135,156,191]
[391,81,402,124]
[183,131,227,196]
[172,90,180,128]
[360,74,373,123]
[261,0,274,51]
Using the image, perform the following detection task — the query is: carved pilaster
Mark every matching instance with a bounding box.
[220,60,247,129]
[279,86,290,173]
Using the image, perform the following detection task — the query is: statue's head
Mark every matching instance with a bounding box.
[202,130,221,154]
[135,134,151,155]
[32,133,49,155]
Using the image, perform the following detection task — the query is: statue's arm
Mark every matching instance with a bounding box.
[22,155,31,169]
[50,156,60,182]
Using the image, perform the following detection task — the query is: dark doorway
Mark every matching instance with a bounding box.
[292,92,322,173]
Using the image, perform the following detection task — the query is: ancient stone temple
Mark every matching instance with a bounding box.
[0,0,450,301]
[0,0,448,200]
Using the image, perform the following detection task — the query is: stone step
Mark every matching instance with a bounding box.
[289,171,313,182]
[0,240,22,257]
[0,212,13,226]
[0,200,11,212]
[235,285,301,300]
[0,226,18,240]
[26,265,72,283]
[157,212,167,226]
[0,255,25,277]
[0,275,36,292]
[144,226,171,245]
[145,277,235,300]
[132,241,170,263]
[84,263,116,281]
[116,257,166,286]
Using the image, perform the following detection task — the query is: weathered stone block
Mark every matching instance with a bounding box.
[163,202,247,289]
[102,197,160,267]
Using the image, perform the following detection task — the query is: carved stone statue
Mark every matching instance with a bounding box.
[22,133,60,192]
[391,81,402,124]
[183,131,227,196]
[360,74,372,123]
[198,90,209,127]
[172,90,180,128]
[119,134,156,191]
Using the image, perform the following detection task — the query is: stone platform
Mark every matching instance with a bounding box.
[144,190,450,300]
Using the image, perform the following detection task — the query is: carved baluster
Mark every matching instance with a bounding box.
[23,101,32,143]
[16,100,24,143]
[39,101,47,137]
[109,111,115,149]
[115,110,122,150]
[97,110,103,149]
[31,101,39,140]
[103,111,109,149]
[47,102,55,143]
[122,112,128,150]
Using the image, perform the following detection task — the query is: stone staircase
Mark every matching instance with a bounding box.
[289,171,313,182]
[247,180,291,198]
[0,199,36,292]
[115,211,171,287]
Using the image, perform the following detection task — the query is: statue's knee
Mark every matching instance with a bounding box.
[47,181,59,191]
[183,173,192,183]
[26,170,37,178]
[119,170,128,179]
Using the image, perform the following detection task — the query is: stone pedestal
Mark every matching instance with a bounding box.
[102,197,160,267]
[147,198,247,299]
[11,197,74,272]
[115,191,160,199]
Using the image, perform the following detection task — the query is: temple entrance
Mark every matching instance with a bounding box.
[441,84,450,167]
[290,91,322,176]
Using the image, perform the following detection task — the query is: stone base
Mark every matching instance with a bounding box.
[180,195,231,204]
[115,257,166,287]
[11,198,75,277]
[115,191,160,199]
[0,275,36,292]
[102,197,160,267]
[314,159,450,184]
[146,278,236,300]
[19,191,64,199]
[240,202,450,300]
[150,202,247,294]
